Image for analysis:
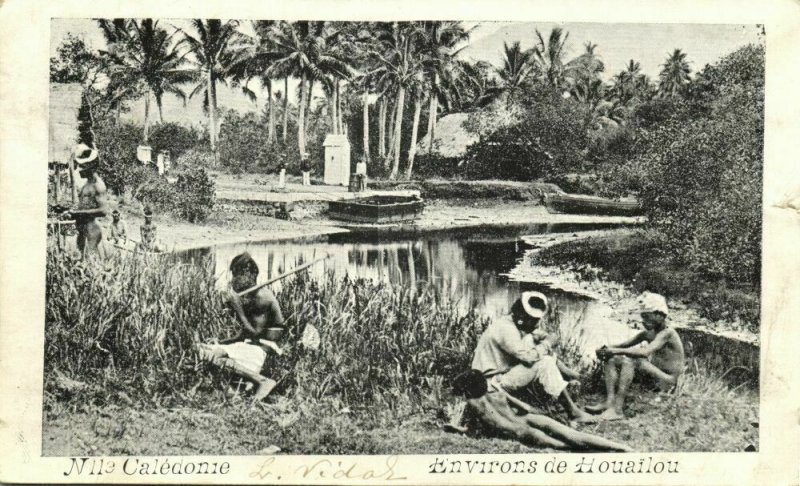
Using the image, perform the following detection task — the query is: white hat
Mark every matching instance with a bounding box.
[73,143,98,165]
[636,292,669,315]
[520,291,549,319]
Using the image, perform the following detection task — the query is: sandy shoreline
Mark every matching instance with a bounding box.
[106,199,642,252]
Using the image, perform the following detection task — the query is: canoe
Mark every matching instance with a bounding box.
[543,193,643,217]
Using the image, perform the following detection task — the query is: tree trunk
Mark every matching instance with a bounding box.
[426,88,438,155]
[389,86,405,180]
[386,97,398,164]
[330,82,338,134]
[378,98,386,157]
[143,92,151,143]
[362,91,369,162]
[267,80,276,144]
[305,78,314,124]
[298,71,307,156]
[336,80,343,135]
[209,69,219,166]
[405,97,422,179]
[282,77,289,143]
[157,96,164,123]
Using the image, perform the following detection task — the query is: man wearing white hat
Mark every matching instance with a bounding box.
[471,291,595,423]
[62,144,108,257]
[587,292,685,421]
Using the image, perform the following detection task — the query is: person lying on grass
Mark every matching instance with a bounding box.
[586,292,685,421]
[452,369,632,452]
[198,252,286,401]
[470,291,594,424]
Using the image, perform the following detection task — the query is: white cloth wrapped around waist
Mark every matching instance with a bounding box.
[204,339,283,375]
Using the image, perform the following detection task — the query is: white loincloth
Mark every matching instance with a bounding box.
[206,341,267,375]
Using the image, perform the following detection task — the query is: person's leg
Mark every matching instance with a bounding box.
[556,358,581,381]
[526,414,632,452]
[198,344,276,401]
[85,221,103,257]
[637,359,678,390]
[598,357,636,420]
[586,355,623,413]
[528,356,594,422]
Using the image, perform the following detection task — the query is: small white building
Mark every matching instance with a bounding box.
[323,134,351,186]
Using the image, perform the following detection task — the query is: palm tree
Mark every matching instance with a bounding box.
[420,21,472,156]
[566,42,605,99]
[179,19,245,165]
[369,22,426,179]
[98,19,192,143]
[658,49,692,97]
[227,20,285,145]
[532,27,571,90]
[494,41,535,108]
[268,21,352,156]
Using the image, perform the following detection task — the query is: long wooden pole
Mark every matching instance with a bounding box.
[236,254,330,296]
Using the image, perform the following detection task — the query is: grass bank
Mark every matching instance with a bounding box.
[43,246,757,455]
[534,229,760,334]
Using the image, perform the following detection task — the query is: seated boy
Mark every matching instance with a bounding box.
[452,369,631,452]
[198,253,285,401]
[586,292,685,420]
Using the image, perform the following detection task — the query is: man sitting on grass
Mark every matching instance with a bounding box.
[586,292,685,421]
[198,253,286,401]
[452,369,631,451]
[471,291,594,424]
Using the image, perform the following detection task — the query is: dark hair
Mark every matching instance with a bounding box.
[230,252,259,276]
[452,370,488,399]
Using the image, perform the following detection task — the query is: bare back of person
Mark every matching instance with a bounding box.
[639,326,685,384]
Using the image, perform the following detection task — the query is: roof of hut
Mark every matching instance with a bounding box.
[49,83,83,164]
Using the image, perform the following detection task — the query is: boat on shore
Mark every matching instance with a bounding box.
[543,192,643,217]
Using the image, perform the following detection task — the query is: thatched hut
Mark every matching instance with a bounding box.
[49,83,83,165]
[49,83,84,204]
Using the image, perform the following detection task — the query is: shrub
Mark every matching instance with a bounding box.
[461,88,588,181]
[95,121,143,194]
[148,122,207,160]
[174,168,215,223]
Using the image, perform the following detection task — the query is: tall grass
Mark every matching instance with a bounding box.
[44,248,486,411]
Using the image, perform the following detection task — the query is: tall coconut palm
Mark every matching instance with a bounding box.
[566,41,605,98]
[658,49,692,97]
[179,19,246,165]
[98,19,192,143]
[420,21,472,156]
[532,27,571,90]
[268,21,352,156]
[369,22,426,179]
[227,20,284,145]
[494,41,535,108]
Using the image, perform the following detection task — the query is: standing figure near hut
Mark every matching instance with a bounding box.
[139,207,164,253]
[586,292,685,421]
[198,253,286,401]
[471,291,594,423]
[62,144,108,258]
[301,152,312,186]
[278,158,287,189]
[108,209,127,245]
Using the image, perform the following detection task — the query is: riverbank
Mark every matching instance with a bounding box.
[509,229,759,382]
[107,198,642,252]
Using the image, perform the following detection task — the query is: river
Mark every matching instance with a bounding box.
[184,223,636,362]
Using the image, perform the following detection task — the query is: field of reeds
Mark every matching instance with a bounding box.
[44,246,485,413]
[43,245,758,455]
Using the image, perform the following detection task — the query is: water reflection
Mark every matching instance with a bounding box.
[182,224,636,360]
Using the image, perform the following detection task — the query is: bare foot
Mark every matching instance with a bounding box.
[252,378,277,401]
[442,424,469,434]
[572,412,601,424]
[585,402,608,414]
[598,408,625,421]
